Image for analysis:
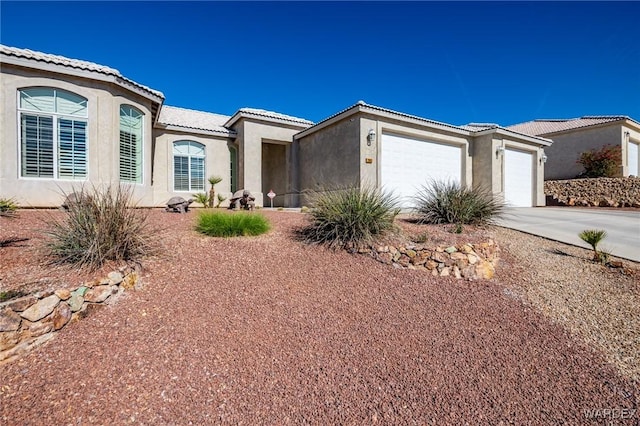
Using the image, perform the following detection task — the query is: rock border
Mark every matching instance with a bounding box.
[359,240,499,279]
[0,265,141,363]
[545,176,640,208]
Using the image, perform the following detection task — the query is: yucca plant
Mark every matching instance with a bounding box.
[44,185,158,270]
[193,192,210,208]
[579,229,608,262]
[414,179,504,227]
[207,176,223,208]
[300,185,400,249]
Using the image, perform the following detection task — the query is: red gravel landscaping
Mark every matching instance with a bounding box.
[1,210,638,424]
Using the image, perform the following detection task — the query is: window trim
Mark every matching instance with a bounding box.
[17,87,89,181]
[119,104,145,185]
[172,140,206,192]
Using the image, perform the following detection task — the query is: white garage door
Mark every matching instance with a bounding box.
[381,133,461,208]
[629,142,639,177]
[504,148,533,207]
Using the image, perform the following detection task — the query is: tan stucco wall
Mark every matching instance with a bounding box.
[544,124,627,180]
[295,116,361,206]
[0,65,155,207]
[152,130,234,207]
[231,118,307,207]
[261,143,287,207]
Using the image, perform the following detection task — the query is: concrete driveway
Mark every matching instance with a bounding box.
[497,207,640,262]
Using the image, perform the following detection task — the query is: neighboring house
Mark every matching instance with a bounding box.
[507,116,640,180]
[0,45,551,208]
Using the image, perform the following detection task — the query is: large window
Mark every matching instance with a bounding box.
[120,105,144,183]
[19,88,88,179]
[173,141,205,191]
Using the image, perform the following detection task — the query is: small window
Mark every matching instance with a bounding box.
[173,141,205,192]
[18,88,87,179]
[119,105,143,183]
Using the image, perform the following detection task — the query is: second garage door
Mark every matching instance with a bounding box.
[504,148,533,207]
[381,133,462,208]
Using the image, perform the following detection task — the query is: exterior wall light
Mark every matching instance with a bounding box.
[496,146,505,158]
[367,129,376,146]
[540,153,548,164]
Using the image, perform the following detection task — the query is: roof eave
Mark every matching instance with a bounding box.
[1,54,164,108]
[224,110,312,129]
[474,127,553,146]
[155,123,236,138]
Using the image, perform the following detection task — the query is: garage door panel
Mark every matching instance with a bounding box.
[381,133,461,208]
[504,148,533,207]
[629,142,639,176]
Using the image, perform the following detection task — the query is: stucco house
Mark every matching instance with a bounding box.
[1,45,551,209]
[507,116,640,180]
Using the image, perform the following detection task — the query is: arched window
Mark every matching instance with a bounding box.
[119,105,144,183]
[18,87,88,179]
[173,141,205,191]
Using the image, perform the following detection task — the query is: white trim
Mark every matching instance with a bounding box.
[118,104,145,185]
[16,87,89,181]
[172,140,206,192]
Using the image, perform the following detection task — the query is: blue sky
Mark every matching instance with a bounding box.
[2,1,638,126]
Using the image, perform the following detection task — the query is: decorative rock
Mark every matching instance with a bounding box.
[52,302,72,330]
[4,296,37,312]
[389,246,398,255]
[445,246,457,254]
[440,267,451,277]
[406,249,416,258]
[54,288,71,301]
[450,252,467,261]
[20,295,60,322]
[377,253,393,264]
[377,246,389,253]
[453,266,462,279]
[392,252,401,262]
[0,308,22,332]
[74,286,89,297]
[425,260,438,270]
[28,320,53,337]
[0,331,20,351]
[84,285,112,303]
[460,244,474,254]
[67,294,84,312]
[467,254,479,264]
[476,260,495,280]
[122,272,138,290]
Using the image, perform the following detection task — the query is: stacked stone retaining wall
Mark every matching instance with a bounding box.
[545,177,640,207]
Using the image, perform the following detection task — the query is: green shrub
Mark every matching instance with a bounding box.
[299,185,400,249]
[579,229,608,262]
[577,144,621,178]
[0,198,18,217]
[215,193,227,208]
[414,180,504,226]
[196,211,270,237]
[193,192,210,207]
[44,185,157,270]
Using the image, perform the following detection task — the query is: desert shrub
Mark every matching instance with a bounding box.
[579,229,608,262]
[299,185,400,249]
[577,144,621,178]
[0,197,18,217]
[193,192,210,207]
[44,185,157,270]
[215,193,227,208]
[196,211,270,237]
[414,180,504,226]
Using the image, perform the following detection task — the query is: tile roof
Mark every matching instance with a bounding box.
[235,108,314,126]
[506,116,635,136]
[157,106,234,135]
[459,123,499,131]
[0,44,164,100]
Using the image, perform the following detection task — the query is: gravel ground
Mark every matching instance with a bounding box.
[1,210,638,424]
